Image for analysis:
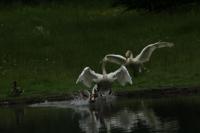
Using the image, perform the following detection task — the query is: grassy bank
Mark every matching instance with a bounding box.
[0,1,200,99]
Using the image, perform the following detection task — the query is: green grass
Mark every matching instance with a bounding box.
[0,2,200,99]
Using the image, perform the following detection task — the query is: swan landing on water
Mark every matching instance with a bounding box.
[103,41,174,73]
[76,62,132,102]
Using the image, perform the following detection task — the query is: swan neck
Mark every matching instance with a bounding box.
[129,51,133,58]
[102,61,107,75]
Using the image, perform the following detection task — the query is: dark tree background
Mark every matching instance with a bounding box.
[0,0,199,12]
[0,0,64,5]
[112,0,200,12]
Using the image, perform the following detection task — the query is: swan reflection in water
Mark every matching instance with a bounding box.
[69,100,179,133]
[30,98,179,133]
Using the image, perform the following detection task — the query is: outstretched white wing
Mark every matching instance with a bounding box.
[76,67,102,88]
[134,41,174,63]
[108,66,132,86]
[103,54,127,65]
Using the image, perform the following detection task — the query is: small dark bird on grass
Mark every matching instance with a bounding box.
[10,81,23,97]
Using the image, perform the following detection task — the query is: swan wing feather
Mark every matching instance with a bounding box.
[108,66,132,86]
[76,67,101,88]
[134,41,174,63]
[104,54,126,65]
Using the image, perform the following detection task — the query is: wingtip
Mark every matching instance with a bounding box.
[169,42,174,47]
[129,80,133,85]
[76,78,80,84]
[157,41,174,48]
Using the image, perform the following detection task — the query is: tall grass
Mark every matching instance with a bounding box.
[0,2,200,98]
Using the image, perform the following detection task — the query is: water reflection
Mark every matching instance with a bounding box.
[14,107,25,125]
[74,101,179,133]
[1,97,200,133]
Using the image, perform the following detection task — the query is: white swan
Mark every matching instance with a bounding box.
[76,63,132,87]
[76,62,132,98]
[103,41,174,72]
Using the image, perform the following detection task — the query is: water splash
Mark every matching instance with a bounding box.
[69,97,90,106]
[30,92,116,109]
[29,96,91,108]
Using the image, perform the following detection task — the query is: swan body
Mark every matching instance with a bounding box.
[103,41,174,72]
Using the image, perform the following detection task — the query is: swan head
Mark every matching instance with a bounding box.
[89,91,98,103]
[125,50,133,58]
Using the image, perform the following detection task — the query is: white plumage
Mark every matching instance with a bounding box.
[76,65,132,88]
[103,41,174,72]
[130,41,174,64]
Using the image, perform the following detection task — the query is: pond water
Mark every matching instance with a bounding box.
[0,96,200,133]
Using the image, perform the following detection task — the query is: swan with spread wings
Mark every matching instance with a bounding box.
[76,62,132,101]
[103,41,174,73]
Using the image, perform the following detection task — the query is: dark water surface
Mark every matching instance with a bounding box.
[0,96,200,133]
